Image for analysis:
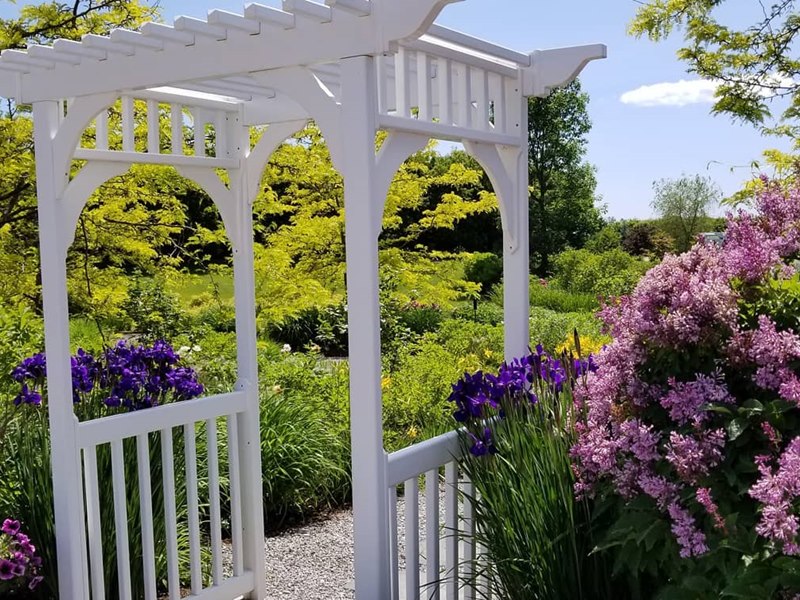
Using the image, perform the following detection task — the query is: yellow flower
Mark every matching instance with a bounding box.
[408,426,419,439]
[556,334,610,357]
[381,376,392,389]
[272,384,283,394]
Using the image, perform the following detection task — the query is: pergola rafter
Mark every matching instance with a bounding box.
[0,2,605,599]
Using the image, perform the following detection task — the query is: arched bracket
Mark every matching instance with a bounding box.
[250,68,345,171]
[523,44,607,98]
[53,93,118,181]
[373,131,429,237]
[463,141,524,254]
[176,166,240,254]
[245,119,308,205]
[60,161,129,254]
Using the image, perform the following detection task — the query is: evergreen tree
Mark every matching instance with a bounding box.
[527,80,603,275]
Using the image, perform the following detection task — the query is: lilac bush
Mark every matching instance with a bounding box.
[0,519,42,594]
[571,179,800,595]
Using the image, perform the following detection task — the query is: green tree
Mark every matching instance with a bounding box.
[650,174,721,251]
[528,80,603,275]
[629,0,800,138]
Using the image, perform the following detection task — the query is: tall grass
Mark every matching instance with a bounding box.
[456,365,615,599]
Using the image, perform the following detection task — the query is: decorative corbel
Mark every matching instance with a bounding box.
[373,0,463,50]
[522,44,607,98]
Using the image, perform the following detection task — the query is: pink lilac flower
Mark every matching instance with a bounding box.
[668,502,709,558]
[697,487,726,533]
[665,429,726,485]
[660,373,733,425]
[750,438,800,553]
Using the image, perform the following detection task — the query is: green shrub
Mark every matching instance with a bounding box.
[397,302,443,335]
[451,302,505,325]
[464,253,503,294]
[529,307,604,352]
[490,282,599,313]
[120,277,188,342]
[267,306,322,352]
[553,248,649,298]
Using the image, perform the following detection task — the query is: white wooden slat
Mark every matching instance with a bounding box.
[475,68,489,131]
[504,76,521,136]
[95,110,109,151]
[405,477,420,600]
[0,62,30,73]
[72,148,239,169]
[184,423,203,594]
[1,50,54,70]
[27,45,80,65]
[160,429,180,599]
[193,109,206,158]
[324,0,371,17]
[395,47,411,119]
[227,415,244,576]
[136,433,157,600]
[208,10,261,34]
[140,22,196,46]
[376,54,388,114]
[82,34,135,56]
[214,112,228,159]
[377,114,519,148]
[425,469,440,600]
[171,103,183,156]
[53,39,106,60]
[207,418,224,585]
[111,439,132,600]
[427,24,531,66]
[146,99,160,154]
[417,51,432,121]
[389,486,399,600]
[121,95,135,152]
[284,0,333,23]
[111,29,164,51]
[461,476,475,600]
[456,63,472,128]
[488,72,505,132]
[174,16,228,41]
[83,447,105,600]
[76,392,247,448]
[243,4,296,29]
[445,462,459,600]
[437,58,452,126]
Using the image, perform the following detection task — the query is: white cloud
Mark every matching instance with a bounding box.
[620,79,718,107]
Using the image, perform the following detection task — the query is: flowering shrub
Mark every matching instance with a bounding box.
[447,346,611,599]
[571,179,800,596]
[11,339,203,412]
[0,519,42,594]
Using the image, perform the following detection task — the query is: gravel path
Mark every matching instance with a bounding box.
[223,491,437,600]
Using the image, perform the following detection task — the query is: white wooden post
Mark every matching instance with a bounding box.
[229,114,268,600]
[339,54,392,600]
[33,100,90,599]
[502,96,530,361]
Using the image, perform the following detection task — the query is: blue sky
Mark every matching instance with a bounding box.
[4,1,789,218]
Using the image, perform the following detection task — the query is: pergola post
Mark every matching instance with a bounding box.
[502,101,531,361]
[33,100,90,599]
[339,54,392,600]
[228,117,268,600]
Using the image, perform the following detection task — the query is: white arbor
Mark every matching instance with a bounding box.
[0,2,604,598]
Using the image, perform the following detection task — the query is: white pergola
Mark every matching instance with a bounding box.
[0,2,604,598]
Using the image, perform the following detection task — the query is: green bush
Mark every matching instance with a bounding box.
[529,307,605,352]
[451,302,505,325]
[383,320,505,450]
[464,253,503,294]
[553,248,649,298]
[489,282,599,313]
[120,277,188,342]
[258,354,351,524]
[397,302,443,335]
